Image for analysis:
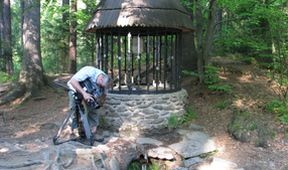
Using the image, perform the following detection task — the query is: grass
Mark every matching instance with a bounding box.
[214,100,230,110]
[167,106,198,129]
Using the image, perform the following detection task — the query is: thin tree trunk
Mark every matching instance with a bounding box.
[69,0,77,74]
[19,0,44,95]
[203,0,216,65]
[0,0,4,72]
[61,0,69,73]
[20,0,24,47]
[91,37,95,65]
[194,0,205,84]
[2,0,13,75]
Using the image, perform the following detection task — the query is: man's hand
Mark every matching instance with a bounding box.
[70,78,94,102]
[83,91,94,102]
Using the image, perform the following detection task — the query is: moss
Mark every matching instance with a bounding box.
[228,110,274,147]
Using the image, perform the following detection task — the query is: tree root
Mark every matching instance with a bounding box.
[43,147,76,170]
[0,161,43,169]
[0,83,26,105]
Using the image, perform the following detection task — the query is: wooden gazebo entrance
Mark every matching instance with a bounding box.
[85,0,194,94]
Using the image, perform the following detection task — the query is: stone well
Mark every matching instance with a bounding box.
[99,89,188,133]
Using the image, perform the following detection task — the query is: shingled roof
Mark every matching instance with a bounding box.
[85,0,194,32]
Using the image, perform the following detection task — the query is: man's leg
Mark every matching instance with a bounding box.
[87,107,104,142]
[68,91,78,135]
[88,108,99,134]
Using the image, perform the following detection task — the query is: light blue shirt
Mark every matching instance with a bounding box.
[67,66,105,93]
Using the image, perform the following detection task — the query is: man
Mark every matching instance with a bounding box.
[67,66,110,138]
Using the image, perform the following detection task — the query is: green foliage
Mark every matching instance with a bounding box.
[214,100,230,110]
[205,65,233,93]
[208,84,232,93]
[182,70,198,78]
[266,99,288,125]
[229,109,275,147]
[179,106,198,125]
[167,114,179,130]
[39,0,98,73]
[128,161,141,170]
[204,65,220,85]
[11,1,23,73]
[0,72,10,84]
[214,0,287,66]
[183,65,233,93]
[148,161,162,170]
[167,106,197,129]
[229,111,257,131]
[128,160,162,170]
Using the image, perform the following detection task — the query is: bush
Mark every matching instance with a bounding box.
[179,106,197,125]
[167,106,198,129]
[266,99,288,125]
[214,100,231,110]
[182,65,233,94]
[167,114,178,130]
[0,72,10,84]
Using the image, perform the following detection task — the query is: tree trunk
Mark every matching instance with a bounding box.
[194,0,205,84]
[19,0,44,95]
[2,0,13,75]
[69,0,77,74]
[61,0,69,73]
[0,0,4,72]
[20,0,24,48]
[203,0,216,65]
[181,32,198,70]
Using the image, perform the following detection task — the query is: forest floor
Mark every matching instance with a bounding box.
[0,57,288,170]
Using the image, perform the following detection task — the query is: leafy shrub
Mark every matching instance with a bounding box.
[179,106,197,125]
[182,70,198,77]
[167,114,179,130]
[128,161,141,170]
[214,100,231,110]
[128,160,162,170]
[208,84,232,93]
[167,106,197,129]
[204,65,220,85]
[0,72,10,84]
[182,66,233,94]
[204,65,233,93]
[266,99,288,125]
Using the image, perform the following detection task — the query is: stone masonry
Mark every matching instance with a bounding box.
[98,89,188,133]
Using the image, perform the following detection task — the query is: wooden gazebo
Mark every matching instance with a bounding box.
[85,0,194,94]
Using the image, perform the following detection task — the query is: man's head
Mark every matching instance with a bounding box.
[97,73,111,89]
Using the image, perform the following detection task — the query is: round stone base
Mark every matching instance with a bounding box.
[98,89,188,134]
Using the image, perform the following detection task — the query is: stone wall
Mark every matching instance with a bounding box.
[98,89,188,133]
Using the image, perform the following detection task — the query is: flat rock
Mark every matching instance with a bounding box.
[147,147,174,160]
[136,137,163,146]
[183,157,203,167]
[169,131,216,158]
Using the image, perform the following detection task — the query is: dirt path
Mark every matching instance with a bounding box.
[0,61,288,170]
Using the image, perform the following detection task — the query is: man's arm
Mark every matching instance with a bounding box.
[70,78,93,102]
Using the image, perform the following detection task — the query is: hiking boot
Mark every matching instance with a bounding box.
[94,134,104,142]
